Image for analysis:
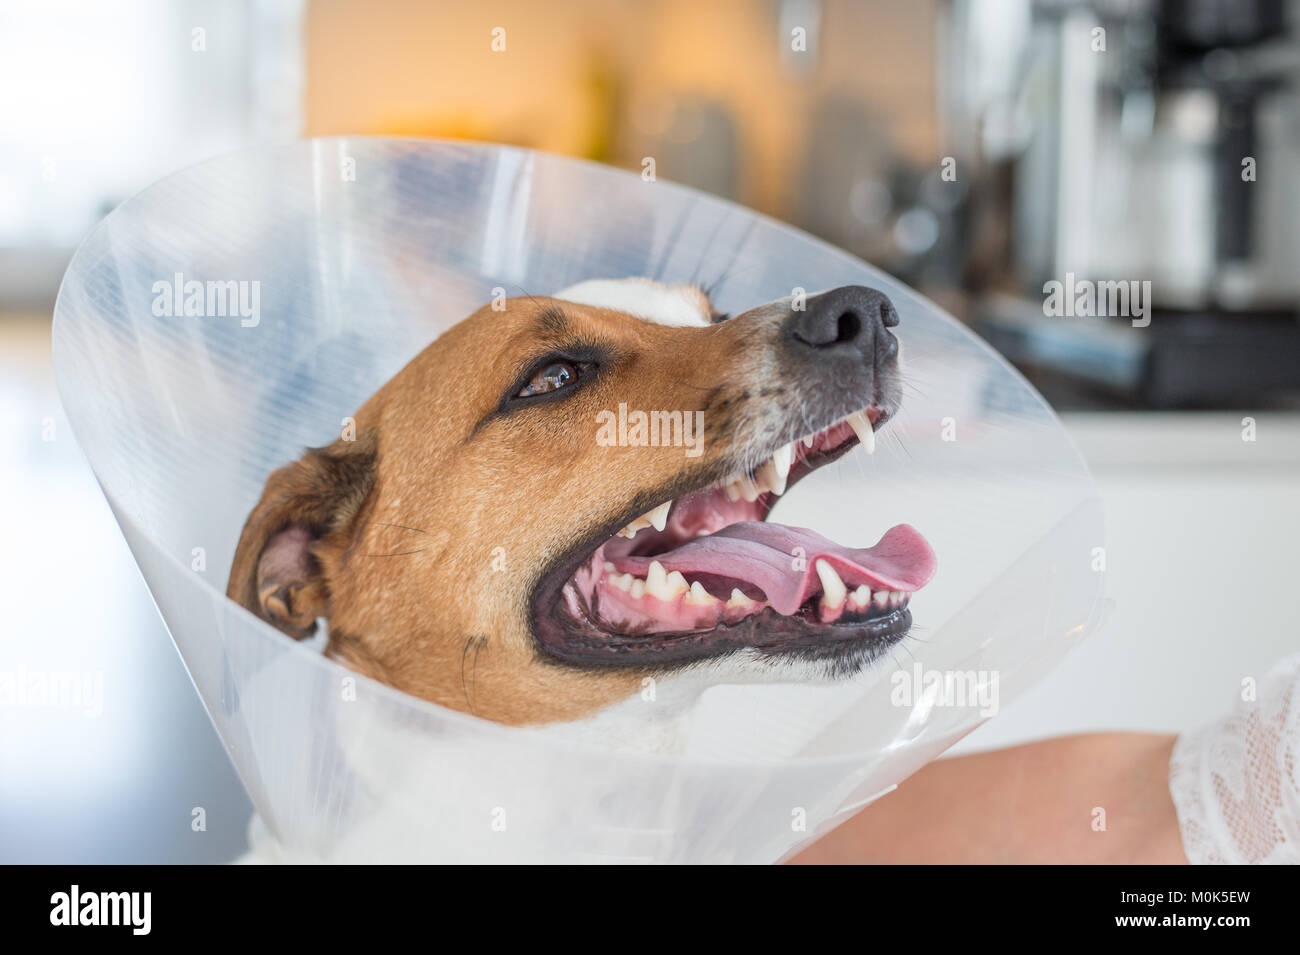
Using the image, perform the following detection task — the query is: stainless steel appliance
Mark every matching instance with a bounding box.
[946,0,1300,406]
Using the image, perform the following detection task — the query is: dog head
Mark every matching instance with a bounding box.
[227,278,935,726]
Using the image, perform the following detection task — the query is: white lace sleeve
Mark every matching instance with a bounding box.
[1169,653,1300,864]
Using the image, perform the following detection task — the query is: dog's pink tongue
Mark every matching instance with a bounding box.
[611,523,936,615]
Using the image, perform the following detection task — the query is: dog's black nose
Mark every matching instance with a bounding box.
[788,285,898,347]
[785,285,899,373]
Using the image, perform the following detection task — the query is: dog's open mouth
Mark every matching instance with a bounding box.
[530,409,937,669]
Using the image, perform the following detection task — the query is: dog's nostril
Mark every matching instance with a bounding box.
[834,310,861,345]
[788,285,899,351]
[790,307,866,349]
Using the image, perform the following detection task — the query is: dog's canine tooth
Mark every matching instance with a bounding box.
[772,442,794,492]
[647,500,672,532]
[726,588,757,609]
[815,559,847,610]
[845,410,876,454]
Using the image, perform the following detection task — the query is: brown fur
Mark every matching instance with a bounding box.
[228,296,774,725]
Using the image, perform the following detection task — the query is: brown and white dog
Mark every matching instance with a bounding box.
[227,278,936,747]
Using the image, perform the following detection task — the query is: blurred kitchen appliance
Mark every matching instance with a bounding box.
[948,0,1300,406]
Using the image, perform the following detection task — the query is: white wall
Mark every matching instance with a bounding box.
[953,412,1300,753]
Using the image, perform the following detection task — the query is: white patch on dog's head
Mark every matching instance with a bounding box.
[555,278,713,328]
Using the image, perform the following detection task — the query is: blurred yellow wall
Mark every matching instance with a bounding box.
[305,0,939,218]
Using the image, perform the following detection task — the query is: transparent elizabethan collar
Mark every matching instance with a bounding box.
[53,139,1104,863]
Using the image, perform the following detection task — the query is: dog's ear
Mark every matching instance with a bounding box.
[227,432,377,639]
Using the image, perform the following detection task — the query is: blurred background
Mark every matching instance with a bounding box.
[2,0,1298,862]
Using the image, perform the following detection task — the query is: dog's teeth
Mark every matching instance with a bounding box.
[726,588,758,609]
[685,580,715,605]
[665,570,689,598]
[737,474,761,502]
[814,559,847,610]
[802,433,817,448]
[845,410,876,454]
[644,560,687,600]
[603,561,617,573]
[646,500,672,532]
[891,590,906,607]
[719,472,761,502]
[616,516,649,538]
[873,589,889,608]
[646,559,668,594]
[617,501,672,539]
[851,584,871,608]
[772,443,794,492]
[758,444,793,497]
[630,578,646,599]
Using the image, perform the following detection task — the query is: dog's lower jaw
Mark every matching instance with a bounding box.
[531,648,893,754]
[526,667,725,754]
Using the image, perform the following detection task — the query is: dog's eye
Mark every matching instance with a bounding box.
[516,361,579,398]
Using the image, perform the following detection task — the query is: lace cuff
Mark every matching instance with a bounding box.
[1169,653,1300,864]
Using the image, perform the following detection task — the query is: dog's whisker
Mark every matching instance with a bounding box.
[687,209,748,288]
[469,636,486,713]
[883,428,913,463]
[508,284,542,305]
[359,549,428,558]
[702,255,766,300]
[899,625,929,649]
[459,635,476,714]
[369,520,433,535]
